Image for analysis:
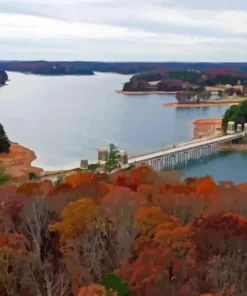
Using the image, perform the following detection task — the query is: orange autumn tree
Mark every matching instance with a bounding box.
[39,179,54,197]
[194,175,217,200]
[111,165,158,192]
[49,197,104,293]
[16,181,43,197]
[153,189,207,226]
[77,284,117,296]
[134,206,170,235]
[63,172,97,188]
[190,212,247,262]
[49,197,100,243]
[62,171,110,202]
[154,221,190,258]
[134,206,190,258]
[122,246,185,296]
[0,232,34,296]
[137,184,161,204]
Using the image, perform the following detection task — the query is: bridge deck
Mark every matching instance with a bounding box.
[128,132,245,164]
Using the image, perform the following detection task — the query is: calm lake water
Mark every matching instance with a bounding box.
[0,72,246,183]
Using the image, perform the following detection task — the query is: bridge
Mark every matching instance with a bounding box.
[127,132,245,171]
[120,121,247,171]
[94,121,247,172]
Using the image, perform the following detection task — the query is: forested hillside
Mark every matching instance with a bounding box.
[123,68,247,92]
[3,61,247,75]
[0,165,246,295]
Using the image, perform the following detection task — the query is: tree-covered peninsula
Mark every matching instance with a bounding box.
[122,68,247,93]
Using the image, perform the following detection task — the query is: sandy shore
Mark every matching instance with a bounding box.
[116,90,177,95]
[0,143,43,182]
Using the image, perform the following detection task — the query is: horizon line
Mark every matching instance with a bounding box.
[1,60,247,64]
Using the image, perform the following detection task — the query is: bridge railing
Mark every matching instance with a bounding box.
[129,136,211,159]
[129,133,245,162]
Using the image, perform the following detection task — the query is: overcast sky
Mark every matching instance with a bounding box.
[1,0,247,61]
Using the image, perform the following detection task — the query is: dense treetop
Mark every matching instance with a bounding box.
[0,164,245,295]
[123,68,247,92]
[222,99,247,131]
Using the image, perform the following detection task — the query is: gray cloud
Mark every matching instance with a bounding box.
[1,0,247,60]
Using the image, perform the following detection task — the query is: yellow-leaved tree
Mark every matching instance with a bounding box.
[49,197,100,243]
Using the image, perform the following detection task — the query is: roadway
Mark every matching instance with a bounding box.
[128,132,245,164]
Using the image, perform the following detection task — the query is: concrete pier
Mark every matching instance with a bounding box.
[98,148,108,162]
[236,124,243,132]
[80,159,88,169]
[119,150,128,165]
[226,121,235,135]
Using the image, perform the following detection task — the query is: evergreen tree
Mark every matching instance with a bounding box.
[100,273,130,296]
[105,143,120,174]
[55,175,64,185]
[0,123,10,153]
[29,172,38,180]
[87,163,100,172]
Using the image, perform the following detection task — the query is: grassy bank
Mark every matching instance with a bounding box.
[208,96,247,104]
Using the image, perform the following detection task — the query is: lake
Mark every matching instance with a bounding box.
[0,72,246,183]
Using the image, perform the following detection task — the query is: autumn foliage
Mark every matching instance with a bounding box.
[0,167,247,295]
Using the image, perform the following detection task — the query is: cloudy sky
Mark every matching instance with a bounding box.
[1,0,247,61]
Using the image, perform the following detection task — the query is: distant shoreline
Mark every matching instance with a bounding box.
[7,71,95,77]
[164,102,238,107]
[116,90,220,95]
[116,90,177,95]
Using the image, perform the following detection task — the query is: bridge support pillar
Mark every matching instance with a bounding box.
[98,148,108,161]
[119,150,128,165]
[80,159,88,170]
[244,123,247,134]
[227,121,235,135]
[236,124,243,133]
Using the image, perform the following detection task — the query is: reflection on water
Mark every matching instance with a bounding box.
[161,151,247,184]
[181,151,247,184]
